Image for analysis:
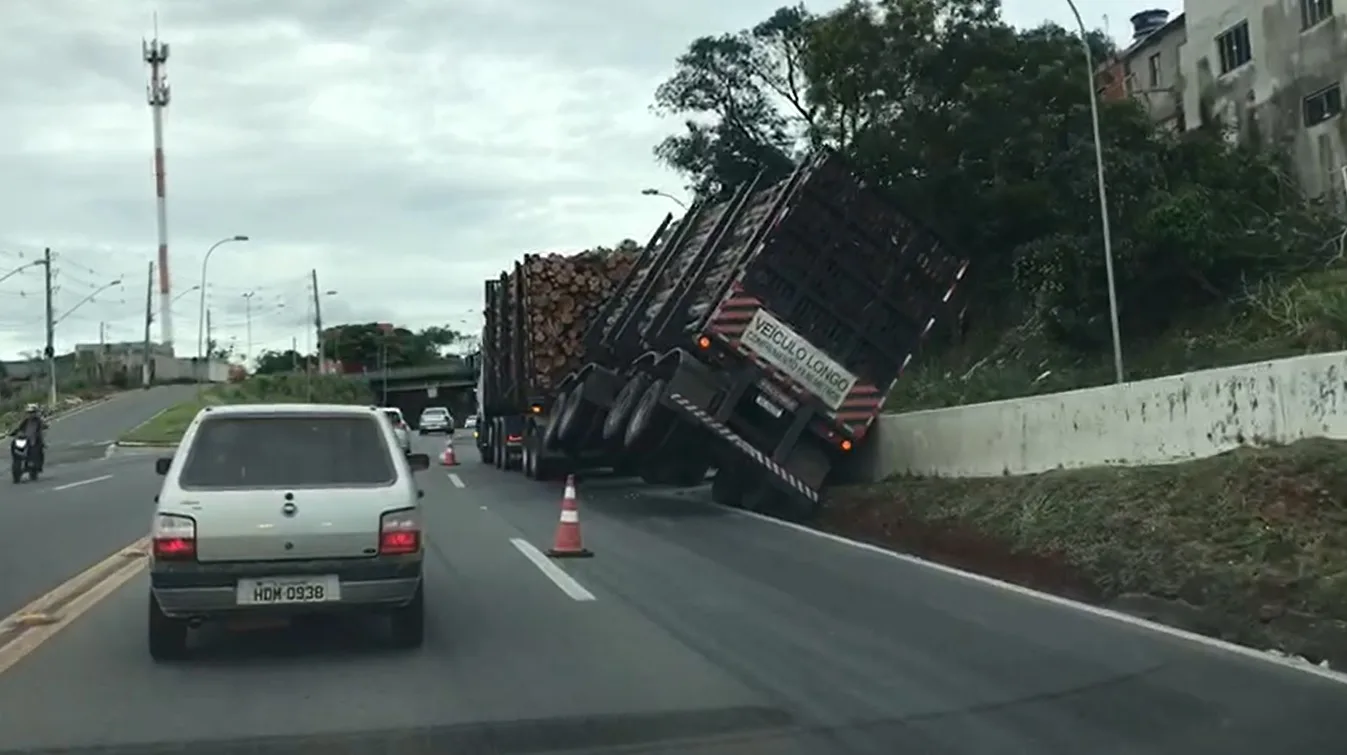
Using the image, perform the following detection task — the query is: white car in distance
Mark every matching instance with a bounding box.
[147,403,432,661]
[380,407,412,454]
[418,406,453,435]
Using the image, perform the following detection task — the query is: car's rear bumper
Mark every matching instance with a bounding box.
[150,555,422,619]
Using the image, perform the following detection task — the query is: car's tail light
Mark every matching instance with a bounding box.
[379,508,420,555]
[152,513,197,561]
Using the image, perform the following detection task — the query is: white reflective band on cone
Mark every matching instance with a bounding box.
[563,485,576,499]
[559,510,579,523]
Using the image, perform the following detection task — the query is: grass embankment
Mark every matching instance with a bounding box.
[118,374,372,446]
[890,269,1347,412]
[823,439,1347,666]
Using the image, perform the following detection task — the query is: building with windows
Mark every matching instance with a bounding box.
[1099,10,1188,132]
[1180,0,1345,202]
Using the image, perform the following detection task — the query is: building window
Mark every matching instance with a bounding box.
[1302,0,1334,29]
[1147,52,1161,88]
[1304,83,1343,127]
[1217,21,1252,74]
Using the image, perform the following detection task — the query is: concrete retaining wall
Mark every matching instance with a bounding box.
[854,350,1347,480]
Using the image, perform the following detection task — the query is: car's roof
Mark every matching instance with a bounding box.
[421,406,449,413]
[200,403,381,418]
[379,406,404,414]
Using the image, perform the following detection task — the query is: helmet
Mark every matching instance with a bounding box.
[24,403,38,414]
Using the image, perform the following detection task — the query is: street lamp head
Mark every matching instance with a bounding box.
[232,235,249,242]
[640,188,659,196]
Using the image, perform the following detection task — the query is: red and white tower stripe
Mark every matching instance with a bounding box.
[144,27,174,352]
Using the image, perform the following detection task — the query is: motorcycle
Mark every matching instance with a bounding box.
[11,435,40,483]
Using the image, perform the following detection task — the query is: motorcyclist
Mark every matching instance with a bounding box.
[11,403,47,470]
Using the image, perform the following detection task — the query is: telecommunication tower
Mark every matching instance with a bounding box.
[144,20,173,352]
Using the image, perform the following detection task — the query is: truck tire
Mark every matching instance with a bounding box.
[603,373,649,446]
[544,387,571,446]
[710,466,746,508]
[522,432,538,479]
[492,421,506,470]
[553,388,587,449]
[743,482,820,522]
[624,378,673,455]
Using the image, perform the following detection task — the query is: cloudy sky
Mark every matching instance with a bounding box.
[0,0,1179,362]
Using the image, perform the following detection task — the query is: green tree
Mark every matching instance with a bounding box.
[650,6,818,197]
[254,349,311,375]
[654,0,1338,354]
[322,323,464,372]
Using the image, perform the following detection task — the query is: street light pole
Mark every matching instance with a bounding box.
[1065,0,1124,384]
[196,235,249,384]
[640,188,688,209]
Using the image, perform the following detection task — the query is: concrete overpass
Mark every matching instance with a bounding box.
[342,359,480,425]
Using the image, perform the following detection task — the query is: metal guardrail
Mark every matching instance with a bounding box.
[338,362,478,383]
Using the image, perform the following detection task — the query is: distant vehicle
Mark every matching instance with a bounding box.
[462,416,477,430]
[380,407,412,454]
[147,403,431,660]
[417,406,452,435]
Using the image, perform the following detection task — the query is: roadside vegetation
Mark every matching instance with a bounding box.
[648,0,1346,414]
[654,0,1347,662]
[821,440,1347,667]
[117,374,372,445]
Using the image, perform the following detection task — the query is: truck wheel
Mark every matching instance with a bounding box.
[743,482,820,522]
[711,467,746,508]
[624,378,673,455]
[492,422,506,470]
[522,435,537,479]
[554,388,589,448]
[543,390,571,451]
[603,374,649,445]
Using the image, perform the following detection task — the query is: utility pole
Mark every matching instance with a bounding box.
[310,269,324,374]
[205,308,212,368]
[97,321,106,383]
[291,337,299,372]
[43,248,56,408]
[142,261,153,387]
[241,291,254,361]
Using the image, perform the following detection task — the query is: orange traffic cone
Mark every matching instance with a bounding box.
[547,475,592,558]
[440,441,458,467]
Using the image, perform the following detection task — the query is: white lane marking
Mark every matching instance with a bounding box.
[448,473,465,489]
[509,538,596,602]
[729,508,1347,686]
[50,474,113,492]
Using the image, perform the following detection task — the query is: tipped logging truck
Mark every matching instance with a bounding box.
[476,250,639,478]
[544,151,969,520]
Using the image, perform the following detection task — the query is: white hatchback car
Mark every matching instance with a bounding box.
[148,403,431,660]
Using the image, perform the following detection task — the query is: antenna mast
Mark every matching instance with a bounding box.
[144,15,174,353]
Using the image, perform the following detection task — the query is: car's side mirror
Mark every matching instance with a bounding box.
[154,457,173,475]
[406,453,430,472]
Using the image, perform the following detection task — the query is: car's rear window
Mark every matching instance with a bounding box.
[179,415,397,489]
[422,408,447,417]
[382,409,403,421]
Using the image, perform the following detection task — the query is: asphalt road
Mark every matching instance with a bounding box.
[44,385,198,465]
[0,386,197,618]
[1,433,1346,753]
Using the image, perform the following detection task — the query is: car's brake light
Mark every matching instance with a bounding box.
[152,513,197,561]
[379,508,420,555]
